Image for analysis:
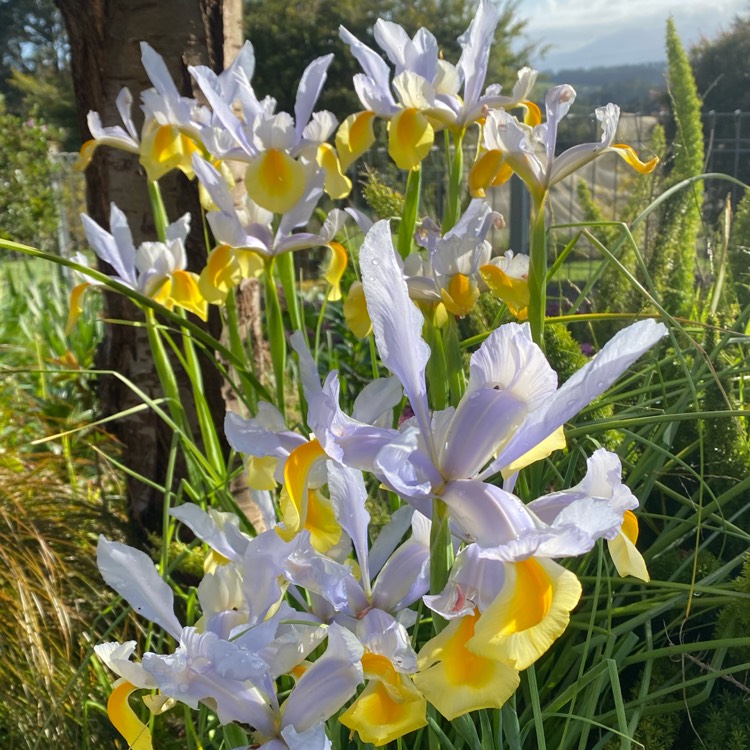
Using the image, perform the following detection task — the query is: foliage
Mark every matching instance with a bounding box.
[728,187,750,310]
[360,167,405,220]
[0,0,76,147]
[691,11,750,114]
[647,18,704,317]
[690,8,750,212]
[0,107,61,253]
[0,258,133,749]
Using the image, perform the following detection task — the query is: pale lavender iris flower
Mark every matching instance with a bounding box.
[306,220,666,546]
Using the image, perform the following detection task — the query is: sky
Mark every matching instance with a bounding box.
[515,0,747,69]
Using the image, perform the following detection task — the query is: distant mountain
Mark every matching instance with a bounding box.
[541,62,668,114]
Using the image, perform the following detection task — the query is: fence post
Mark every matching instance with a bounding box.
[509,175,530,253]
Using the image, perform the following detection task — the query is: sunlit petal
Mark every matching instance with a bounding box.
[387,107,434,170]
[325,241,348,301]
[607,510,650,581]
[468,558,582,670]
[246,149,306,214]
[414,612,519,719]
[107,679,153,750]
[170,270,208,319]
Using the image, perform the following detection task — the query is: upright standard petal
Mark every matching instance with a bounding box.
[360,221,432,445]
[483,319,667,477]
[294,54,334,141]
[457,0,502,115]
[327,462,372,592]
[97,537,182,639]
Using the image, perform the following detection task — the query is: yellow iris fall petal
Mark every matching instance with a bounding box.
[75,140,98,171]
[317,143,352,199]
[246,149,306,214]
[107,679,153,750]
[325,242,348,302]
[441,273,479,317]
[344,281,372,338]
[468,558,582,671]
[413,612,520,720]
[388,108,434,171]
[480,264,530,320]
[66,282,90,334]
[278,439,342,551]
[340,653,427,746]
[199,244,243,305]
[140,123,201,182]
[501,426,566,477]
[607,510,650,582]
[612,144,659,174]
[246,455,279,491]
[469,150,510,198]
[169,270,208,320]
[336,111,377,172]
[340,680,427,746]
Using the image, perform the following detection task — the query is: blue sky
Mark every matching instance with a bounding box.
[514,0,747,69]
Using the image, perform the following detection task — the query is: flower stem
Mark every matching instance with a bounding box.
[275,251,303,332]
[443,129,464,232]
[148,181,168,241]
[225,286,258,413]
[264,258,287,421]
[430,497,454,634]
[527,198,548,347]
[397,165,422,259]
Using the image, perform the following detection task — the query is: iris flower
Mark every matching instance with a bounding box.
[470,85,659,204]
[189,54,351,214]
[307,220,666,543]
[76,42,252,181]
[192,155,349,304]
[68,203,207,329]
[411,199,505,317]
[95,514,369,750]
[338,1,537,170]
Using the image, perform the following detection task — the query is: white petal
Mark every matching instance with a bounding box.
[294,54,333,140]
[485,319,667,477]
[97,536,182,639]
[360,221,432,444]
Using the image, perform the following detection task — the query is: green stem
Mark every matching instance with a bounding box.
[429,497,454,634]
[425,311,448,411]
[225,287,258,413]
[148,181,169,241]
[528,197,548,347]
[178,309,225,473]
[397,165,422,260]
[444,316,465,404]
[264,259,287,421]
[275,251,302,332]
[145,307,185,427]
[443,128,464,232]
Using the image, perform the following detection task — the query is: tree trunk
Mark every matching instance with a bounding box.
[55,0,242,539]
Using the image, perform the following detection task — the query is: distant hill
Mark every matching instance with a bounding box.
[542,62,667,114]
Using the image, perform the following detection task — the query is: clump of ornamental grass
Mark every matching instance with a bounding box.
[0,452,129,749]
